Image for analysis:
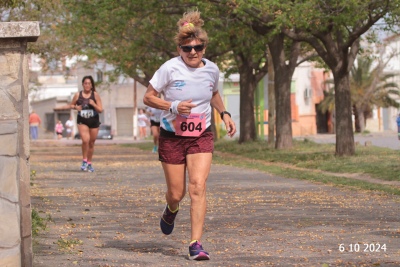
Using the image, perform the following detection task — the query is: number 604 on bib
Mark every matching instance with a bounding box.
[175,113,206,137]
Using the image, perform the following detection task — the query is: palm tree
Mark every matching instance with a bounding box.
[318,86,336,133]
[319,55,400,133]
[351,56,400,132]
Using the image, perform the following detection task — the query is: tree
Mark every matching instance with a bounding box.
[5,0,310,144]
[226,19,269,143]
[4,0,73,72]
[57,0,186,85]
[351,55,400,132]
[211,0,320,149]
[278,0,400,156]
[321,55,400,133]
[0,0,22,8]
[58,0,271,142]
[205,0,297,147]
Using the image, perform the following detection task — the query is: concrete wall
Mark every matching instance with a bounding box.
[0,22,40,267]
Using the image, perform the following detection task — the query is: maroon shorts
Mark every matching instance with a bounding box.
[158,131,214,164]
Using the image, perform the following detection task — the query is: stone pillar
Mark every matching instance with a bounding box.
[0,22,40,267]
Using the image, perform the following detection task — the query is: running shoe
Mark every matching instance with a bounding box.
[188,241,210,260]
[152,146,158,153]
[80,161,87,171]
[160,204,178,235]
[87,164,94,172]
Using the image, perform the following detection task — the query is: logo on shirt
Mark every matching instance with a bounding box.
[209,82,214,91]
[173,80,186,90]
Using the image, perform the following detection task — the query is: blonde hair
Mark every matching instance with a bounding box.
[174,11,208,46]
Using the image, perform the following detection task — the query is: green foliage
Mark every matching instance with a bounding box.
[351,56,400,109]
[30,170,36,186]
[319,54,400,119]
[57,238,83,252]
[56,0,190,85]
[0,0,23,8]
[31,208,51,238]
[218,126,227,138]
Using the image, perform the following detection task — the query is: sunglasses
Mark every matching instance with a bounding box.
[179,44,204,52]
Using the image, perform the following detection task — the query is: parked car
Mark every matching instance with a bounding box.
[74,124,113,140]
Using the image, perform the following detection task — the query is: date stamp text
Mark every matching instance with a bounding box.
[339,243,387,253]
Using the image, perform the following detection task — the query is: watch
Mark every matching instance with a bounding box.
[220,111,231,120]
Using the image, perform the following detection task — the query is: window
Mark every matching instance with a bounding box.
[96,70,103,82]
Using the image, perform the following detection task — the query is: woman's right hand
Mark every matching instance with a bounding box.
[177,99,197,116]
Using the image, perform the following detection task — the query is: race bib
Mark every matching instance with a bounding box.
[175,113,206,137]
[80,109,95,118]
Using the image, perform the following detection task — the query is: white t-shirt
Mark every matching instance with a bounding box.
[147,107,162,123]
[149,56,219,132]
[137,113,148,127]
[65,119,74,133]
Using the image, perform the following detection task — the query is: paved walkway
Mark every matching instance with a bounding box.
[300,131,400,150]
[30,141,400,266]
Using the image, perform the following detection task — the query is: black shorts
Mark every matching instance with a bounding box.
[150,120,160,127]
[77,115,101,129]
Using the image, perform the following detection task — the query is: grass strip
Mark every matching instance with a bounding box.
[126,139,400,195]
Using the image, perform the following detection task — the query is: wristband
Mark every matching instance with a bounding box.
[169,100,181,115]
[220,111,231,120]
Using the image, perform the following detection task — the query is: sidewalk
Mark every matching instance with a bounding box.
[299,131,400,150]
[30,142,400,266]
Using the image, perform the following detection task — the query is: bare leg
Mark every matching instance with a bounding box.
[87,127,99,162]
[186,153,212,241]
[78,124,90,159]
[161,162,186,211]
[151,126,160,146]
[140,126,147,139]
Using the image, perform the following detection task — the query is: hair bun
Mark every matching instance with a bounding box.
[182,22,194,28]
[174,10,208,45]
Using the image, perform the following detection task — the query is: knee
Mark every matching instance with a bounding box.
[89,141,96,148]
[167,190,186,203]
[189,182,206,199]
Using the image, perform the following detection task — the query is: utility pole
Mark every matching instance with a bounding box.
[133,80,138,140]
[267,48,275,145]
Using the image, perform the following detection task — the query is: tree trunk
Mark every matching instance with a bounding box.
[334,73,355,156]
[358,109,365,133]
[267,48,275,145]
[363,108,370,130]
[238,68,257,143]
[274,68,293,149]
[353,105,361,133]
[268,33,299,149]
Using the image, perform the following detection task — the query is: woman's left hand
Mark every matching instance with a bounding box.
[89,99,96,106]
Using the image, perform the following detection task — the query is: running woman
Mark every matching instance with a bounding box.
[397,112,400,140]
[70,75,103,172]
[143,10,236,261]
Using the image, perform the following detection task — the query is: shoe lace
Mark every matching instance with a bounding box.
[163,208,177,224]
[190,241,203,250]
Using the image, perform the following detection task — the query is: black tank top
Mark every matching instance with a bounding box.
[77,91,96,110]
